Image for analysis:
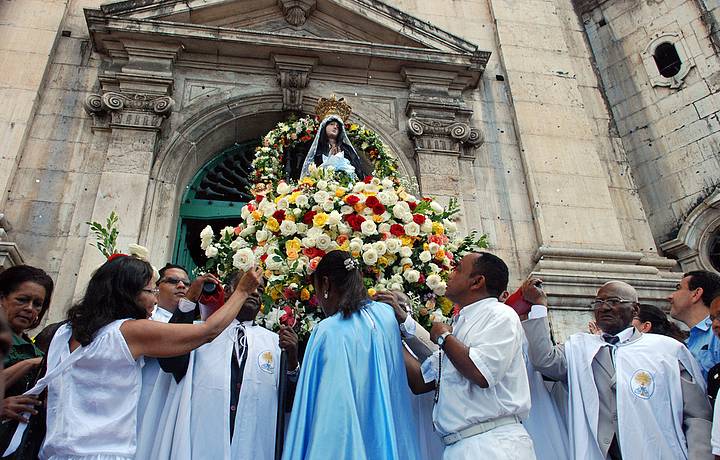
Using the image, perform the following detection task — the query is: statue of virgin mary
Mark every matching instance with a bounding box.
[299,97,372,179]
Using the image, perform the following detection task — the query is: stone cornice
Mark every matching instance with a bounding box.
[84,10,489,88]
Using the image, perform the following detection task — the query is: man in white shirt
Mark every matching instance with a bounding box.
[403,252,535,460]
[150,264,191,322]
[523,278,712,460]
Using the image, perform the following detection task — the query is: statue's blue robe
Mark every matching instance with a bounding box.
[283,301,422,460]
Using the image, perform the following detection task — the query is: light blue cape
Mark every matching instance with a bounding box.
[283,301,422,460]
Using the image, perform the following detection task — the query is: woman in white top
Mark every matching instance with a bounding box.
[39,255,262,460]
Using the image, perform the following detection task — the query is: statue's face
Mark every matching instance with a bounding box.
[325,121,340,139]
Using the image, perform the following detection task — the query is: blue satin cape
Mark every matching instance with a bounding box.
[283,301,422,460]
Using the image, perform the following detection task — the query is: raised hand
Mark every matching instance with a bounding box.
[235,267,263,296]
[521,277,547,306]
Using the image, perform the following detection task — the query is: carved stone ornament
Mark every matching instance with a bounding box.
[83,91,175,130]
[407,117,483,156]
[278,0,316,26]
[273,55,316,112]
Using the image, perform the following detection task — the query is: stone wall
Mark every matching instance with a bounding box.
[579,0,720,258]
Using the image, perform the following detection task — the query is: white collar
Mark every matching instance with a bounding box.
[457,297,498,320]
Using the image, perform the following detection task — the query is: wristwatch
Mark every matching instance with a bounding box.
[437,331,452,349]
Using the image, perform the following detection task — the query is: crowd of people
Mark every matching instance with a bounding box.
[1,250,720,459]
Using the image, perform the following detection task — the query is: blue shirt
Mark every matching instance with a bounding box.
[686,315,720,380]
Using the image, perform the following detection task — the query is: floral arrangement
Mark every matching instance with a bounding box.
[202,164,487,339]
[251,115,400,191]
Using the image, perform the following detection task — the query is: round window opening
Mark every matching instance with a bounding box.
[653,42,682,78]
[709,229,720,272]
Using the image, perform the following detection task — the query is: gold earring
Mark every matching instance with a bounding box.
[324,291,329,299]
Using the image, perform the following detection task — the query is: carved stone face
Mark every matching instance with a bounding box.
[325,121,340,140]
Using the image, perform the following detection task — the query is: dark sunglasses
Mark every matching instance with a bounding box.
[159,276,190,286]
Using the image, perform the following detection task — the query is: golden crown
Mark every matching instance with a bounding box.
[315,96,352,122]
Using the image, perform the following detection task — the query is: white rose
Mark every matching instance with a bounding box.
[419,251,432,263]
[429,263,441,273]
[302,237,316,248]
[313,190,329,204]
[400,257,413,266]
[430,200,444,214]
[258,199,276,215]
[322,201,335,212]
[404,222,420,236]
[362,207,373,216]
[401,212,414,224]
[434,283,447,296]
[280,220,297,236]
[429,309,448,323]
[349,240,363,253]
[362,243,373,252]
[295,194,309,208]
[230,238,249,250]
[327,211,342,226]
[390,283,403,291]
[392,202,410,219]
[385,238,402,254]
[337,223,351,235]
[127,243,149,261]
[427,275,446,295]
[263,308,282,329]
[362,249,379,266]
[360,220,378,236]
[420,219,433,234]
[428,242,440,254]
[296,223,308,234]
[276,198,289,210]
[317,179,328,190]
[241,206,251,219]
[232,248,255,271]
[399,246,412,258]
[256,229,269,242]
[316,234,333,251]
[205,245,219,258]
[200,225,214,250]
[352,182,365,193]
[378,191,398,206]
[307,227,323,238]
[276,181,292,195]
[378,223,391,234]
[265,254,285,272]
[341,205,354,215]
[240,225,256,238]
[372,241,387,256]
[381,178,394,188]
[220,226,235,238]
[293,208,302,217]
[403,269,420,283]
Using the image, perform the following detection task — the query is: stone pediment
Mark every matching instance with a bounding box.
[86,0,490,88]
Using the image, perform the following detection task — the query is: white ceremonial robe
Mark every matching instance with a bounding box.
[565,332,703,460]
[152,320,281,460]
[521,338,570,460]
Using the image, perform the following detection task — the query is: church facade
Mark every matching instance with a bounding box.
[2,0,719,338]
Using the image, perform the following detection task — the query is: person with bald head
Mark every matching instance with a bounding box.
[522,278,713,460]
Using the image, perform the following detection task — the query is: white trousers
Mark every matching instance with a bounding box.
[442,423,536,460]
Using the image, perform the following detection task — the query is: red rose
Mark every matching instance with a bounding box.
[408,201,417,211]
[412,214,426,225]
[344,214,366,232]
[247,203,256,212]
[365,196,381,208]
[390,224,405,237]
[303,210,317,226]
[273,210,286,222]
[372,204,386,215]
[303,247,326,259]
[345,195,360,206]
[255,195,265,204]
[280,306,296,327]
[363,176,373,183]
[260,254,269,263]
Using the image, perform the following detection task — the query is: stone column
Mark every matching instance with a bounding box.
[403,68,483,233]
[71,40,180,300]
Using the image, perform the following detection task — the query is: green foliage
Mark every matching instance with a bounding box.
[86,211,120,259]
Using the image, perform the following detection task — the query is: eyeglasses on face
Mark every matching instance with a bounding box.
[590,297,634,309]
[159,277,190,286]
[142,288,160,296]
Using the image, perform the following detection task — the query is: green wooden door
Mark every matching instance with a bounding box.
[173,141,259,273]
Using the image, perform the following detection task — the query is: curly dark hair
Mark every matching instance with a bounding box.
[637,304,688,342]
[313,250,369,318]
[0,265,54,328]
[67,256,152,345]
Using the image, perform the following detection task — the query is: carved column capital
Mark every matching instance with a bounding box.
[84,91,175,131]
[273,55,318,112]
[406,117,483,158]
[278,0,316,26]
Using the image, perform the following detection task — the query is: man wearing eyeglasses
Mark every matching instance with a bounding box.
[522,279,712,460]
[151,263,191,323]
[668,270,720,380]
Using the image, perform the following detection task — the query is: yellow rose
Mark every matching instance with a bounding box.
[335,188,346,198]
[300,177,315,186]
[400,235,415,246]
[289,191,301,204]
[351,250,361,258]
[435,249,446,260]
[378,256,389,267]
[439,296,454,315]
[367,288,377,297]
[372,214,384,223]
[313,212,329,227]
[286,250,299,261]
[266,217,280,232]
[432,222,445,235]
[339,241,350,251]
[353,203,366,213]
[350,123,359,131]
[285,238,301,253]
[300,288,310,301]
[251,210,263,221]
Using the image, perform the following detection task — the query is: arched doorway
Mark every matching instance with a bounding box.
[173,140,258,273]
